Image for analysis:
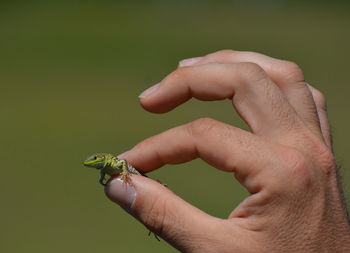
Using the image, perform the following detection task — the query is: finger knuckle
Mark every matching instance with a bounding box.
[279,60,305,82]
[309,138,336,174]
[285,149,310,174]
[272,149,314,191]
[134,135,155,151]
[312,88,327,111]
[215,49,236,56]
[164,67,189,84]
[321,150,336,174]
[279,141,335,185]
[188,117,219,137]
[236,62,267,83]
[205,49,239,64]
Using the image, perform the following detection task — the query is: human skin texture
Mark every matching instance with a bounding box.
[105,50,350,252]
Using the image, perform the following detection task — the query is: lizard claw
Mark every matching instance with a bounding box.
[120,170,132,185]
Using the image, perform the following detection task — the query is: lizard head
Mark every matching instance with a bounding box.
[83,153,111,170]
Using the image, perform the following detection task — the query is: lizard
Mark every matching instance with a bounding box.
[83,153,147,186]
[83,152,161,241]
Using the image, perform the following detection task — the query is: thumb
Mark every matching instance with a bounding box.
[105,175,230,252]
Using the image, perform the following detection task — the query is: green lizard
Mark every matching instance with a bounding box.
[83,153,147,186]
[83,153,161,241]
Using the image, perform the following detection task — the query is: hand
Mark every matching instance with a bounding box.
[105,50,350,252]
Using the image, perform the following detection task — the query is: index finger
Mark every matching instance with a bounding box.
[120,118,282,194]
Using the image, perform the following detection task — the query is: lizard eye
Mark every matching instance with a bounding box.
[94,156,97,160]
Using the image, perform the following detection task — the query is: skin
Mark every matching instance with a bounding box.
[104,50,350,252]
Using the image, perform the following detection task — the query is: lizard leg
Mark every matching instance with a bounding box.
[120,169,131,184]
[148,230,160,241]
[99,171,107,186]
[116,159,131,183]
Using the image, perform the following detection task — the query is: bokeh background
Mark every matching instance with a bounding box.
[1,1,349,252]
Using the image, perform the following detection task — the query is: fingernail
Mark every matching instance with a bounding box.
[178,56,203,67]
[105,178,137,212]
[139,83,160,98]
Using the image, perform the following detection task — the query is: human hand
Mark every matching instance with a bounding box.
[105,50,350,252]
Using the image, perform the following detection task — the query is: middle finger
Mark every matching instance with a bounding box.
[140,62,304,140]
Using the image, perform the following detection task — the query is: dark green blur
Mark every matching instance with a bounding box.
[1,1,349,252]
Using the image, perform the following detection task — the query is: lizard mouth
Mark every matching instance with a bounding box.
[83,159,104,170]
[83,158,97,167]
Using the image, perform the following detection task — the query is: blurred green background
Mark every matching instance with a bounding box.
[1,1,349,252]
